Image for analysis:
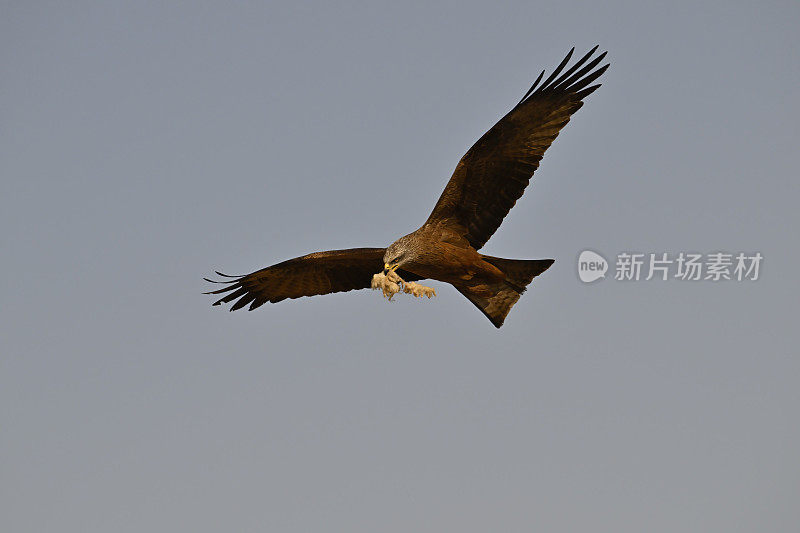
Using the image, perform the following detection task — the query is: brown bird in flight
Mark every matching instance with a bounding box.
[206,47,609,327]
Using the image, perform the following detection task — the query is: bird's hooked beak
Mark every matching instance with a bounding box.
[383,263,400,275]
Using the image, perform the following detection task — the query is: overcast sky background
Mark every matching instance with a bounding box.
[2,1,799,532]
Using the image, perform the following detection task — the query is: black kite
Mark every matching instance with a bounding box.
[206,47,609,327]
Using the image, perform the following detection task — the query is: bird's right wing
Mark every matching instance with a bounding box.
[205,248,383,311]
[204,248,421,311]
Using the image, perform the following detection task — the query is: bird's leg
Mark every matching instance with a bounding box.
[371,270,402,300]
[401,279,437,298]
[371,270,436,300]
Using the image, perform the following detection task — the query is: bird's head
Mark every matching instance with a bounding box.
[383,238,412,274]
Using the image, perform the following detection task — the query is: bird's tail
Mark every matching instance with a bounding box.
[456,256,554,328]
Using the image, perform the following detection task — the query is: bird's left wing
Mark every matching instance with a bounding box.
[425,47,609,250]
[205,247,418,311]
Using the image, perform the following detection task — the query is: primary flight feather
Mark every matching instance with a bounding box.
[206,47,609,327]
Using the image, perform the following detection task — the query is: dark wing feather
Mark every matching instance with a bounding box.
[426,47,609,250]
[204,247,421,311]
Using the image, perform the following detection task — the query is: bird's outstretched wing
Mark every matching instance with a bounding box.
[426,46,609,250]
[205,248,421,311]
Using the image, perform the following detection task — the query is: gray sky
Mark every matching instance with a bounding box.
[2,1,798,532]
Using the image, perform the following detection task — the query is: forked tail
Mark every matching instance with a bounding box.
[456,256,554,328]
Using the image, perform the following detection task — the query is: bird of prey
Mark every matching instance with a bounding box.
[206,47,609,327]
